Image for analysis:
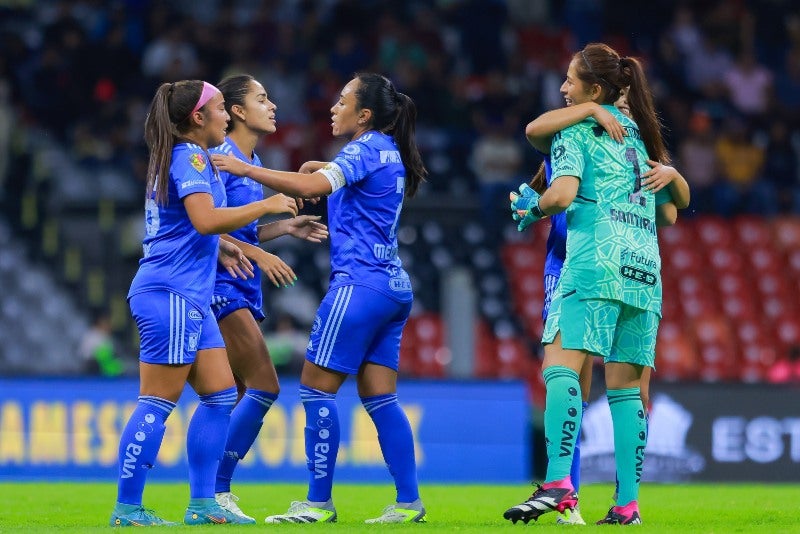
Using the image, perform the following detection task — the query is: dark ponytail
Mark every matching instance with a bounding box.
[575,43,668,164]
[143,79,204,204]
[354,72,428,197]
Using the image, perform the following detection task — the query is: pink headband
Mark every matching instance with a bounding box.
[191,81,220,114]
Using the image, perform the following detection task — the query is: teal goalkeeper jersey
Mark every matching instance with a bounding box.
[549,105,663,315]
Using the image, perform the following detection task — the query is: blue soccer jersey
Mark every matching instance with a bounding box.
[320,131,412,301]
[210,137,265,316]
[128,142,226,312]
[542,155,567,322]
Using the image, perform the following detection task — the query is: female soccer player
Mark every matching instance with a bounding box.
[212,72,428,524]
[210,74,328,522]
[522,88,690,525]
[503,43,671,526]
[110,79,298,526]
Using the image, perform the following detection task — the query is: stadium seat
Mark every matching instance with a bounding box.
[774,317,800,358]
[697,343,737,382]
[694,215,733,249]
[665,246,705,274]
[738,344,777,383]
[771,216,800,251]
[707,247,745,274]
[659,221,695,249]
[473,320,499,378]
[501,244,545,275]
[733,215,771,247]
[495,337,533,379]
[655,337,700,381]
[787,249,800,273]
[733,318,773,345]
[748,246,784,274]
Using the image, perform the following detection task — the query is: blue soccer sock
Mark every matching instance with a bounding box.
[569,400,589,496]
[542,366,582,484]
[116,396,176,505]
[362,393,419,503]
[300,385,339,503]
[187,387,238,499]
[215,388,277,493]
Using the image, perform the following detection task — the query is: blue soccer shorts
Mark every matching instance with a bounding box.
[306,284,412,374]
[130,290,225,365]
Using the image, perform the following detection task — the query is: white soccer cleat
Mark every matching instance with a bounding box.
[365,499,427,523]
[264,500,337,523]
[556,505,586,525]
[214,492,255,522]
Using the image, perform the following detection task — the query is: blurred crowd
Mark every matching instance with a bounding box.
[2,0,800,377]
[2,0,800,215]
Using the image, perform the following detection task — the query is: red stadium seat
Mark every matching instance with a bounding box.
[509,271,544,299]
[659,222,695,249]
[495,337,533,379]
[695,215,733,249]
[738,345,777,383]
[787,249,800,274]
[697,343,737,382]
[756,271,790,297]
[665,246,705,274]
[748,246,784,274]
[501,244,544,274]
[707,247,745,274]
[772,216,800,251]
[401,313,448,378]
[473,321,499,378]
[733,319,773,345]
[774,317,800,358]
[693,315,733,346]
[655,336,699,381]
[733,215,771,247]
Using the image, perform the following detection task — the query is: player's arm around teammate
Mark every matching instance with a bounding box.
[111,80,297,527]
[215,73,429,524]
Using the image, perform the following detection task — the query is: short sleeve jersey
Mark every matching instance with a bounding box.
[323,131,412,301]
[549,105,662,314]
[128,143,226,312]
[210,138,264,306]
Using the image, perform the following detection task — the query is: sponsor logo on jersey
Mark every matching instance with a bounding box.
[380,150,401,164]
[609,208,656,236]
[592,124,641,140]
[620,265,657,286]
[620,248,658,270]
[188,309,203,320]
[373,243,398,261]
[189,153,207,173]
[552,145,566,160]
[181,179,207,190]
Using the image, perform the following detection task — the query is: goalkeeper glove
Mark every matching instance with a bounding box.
[509,183,545,231]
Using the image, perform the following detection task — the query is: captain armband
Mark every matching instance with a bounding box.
[318,162,346,193]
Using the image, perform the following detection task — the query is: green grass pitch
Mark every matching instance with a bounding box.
[1,481,797,532]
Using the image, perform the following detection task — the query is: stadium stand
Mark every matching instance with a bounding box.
[1,1,800,382]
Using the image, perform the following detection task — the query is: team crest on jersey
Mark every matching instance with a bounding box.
[189,153,207,173]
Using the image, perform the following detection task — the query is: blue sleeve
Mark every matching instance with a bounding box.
[173,149,212,199]
[331,140,376,186]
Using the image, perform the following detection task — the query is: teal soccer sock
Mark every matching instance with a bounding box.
[542,366,582,483]
[608,387,647,506]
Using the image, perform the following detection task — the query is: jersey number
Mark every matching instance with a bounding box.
[625,148,646,207]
